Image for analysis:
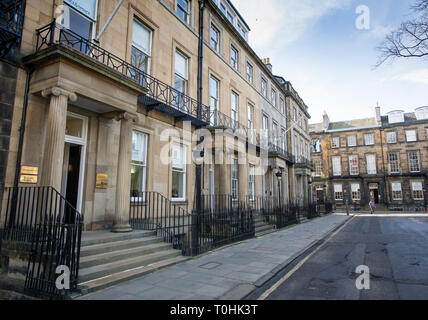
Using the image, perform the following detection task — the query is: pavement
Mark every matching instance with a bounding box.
[77,213,350,300]
[255,215,428,300]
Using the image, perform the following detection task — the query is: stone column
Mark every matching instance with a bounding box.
[111,112,137,233]
[41,87,77,191]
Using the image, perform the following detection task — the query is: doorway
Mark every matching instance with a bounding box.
[369,183,379,204]
[62,144,82,208]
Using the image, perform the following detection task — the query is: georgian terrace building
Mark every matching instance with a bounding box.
[310,106,428,211]
[0,0,316,234]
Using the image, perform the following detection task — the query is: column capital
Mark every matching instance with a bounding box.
[115,111,138,122]
[41,86,77,102]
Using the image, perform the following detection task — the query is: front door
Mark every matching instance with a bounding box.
[63,144,82,208]
[369,183,379,204]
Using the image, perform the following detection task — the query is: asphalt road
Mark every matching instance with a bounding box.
[256,215,428,300]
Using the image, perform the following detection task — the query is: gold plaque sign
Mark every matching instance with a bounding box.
[21,166,39,175]
[96,174,108,189]
[20,175,38,184]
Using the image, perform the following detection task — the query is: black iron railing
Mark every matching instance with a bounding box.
[208,109,260,146]
[248,196,298,229]
[0,186,83,299]
[267,142,295,163]
[34,21,210,125]
[0,0,26,57]
[130,192,254,256]
[295,156,314,169]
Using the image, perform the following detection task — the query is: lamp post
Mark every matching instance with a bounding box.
[276,170,282,208]
[308,177,313,217]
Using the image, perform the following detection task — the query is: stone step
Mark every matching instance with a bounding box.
[73,255,190,297]
[256,228,278,237]
[81,230,156,247]
[80,236,162,257]
[78,249,182,283]
[255,224,275,235]
[79,242,173,269]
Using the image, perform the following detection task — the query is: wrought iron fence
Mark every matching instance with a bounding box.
[246,196,298,229]
[34,21,210,124]
[267,143,295,163]
[0,186,83,299]
[130,192,254,256]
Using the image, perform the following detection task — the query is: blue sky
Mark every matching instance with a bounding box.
[232,0,428,124]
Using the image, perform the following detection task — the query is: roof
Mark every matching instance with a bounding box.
[309,117,379,133]
[226,0,251,31]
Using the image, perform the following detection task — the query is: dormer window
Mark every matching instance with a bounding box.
[415,107,428,120]
[388,111,404,124]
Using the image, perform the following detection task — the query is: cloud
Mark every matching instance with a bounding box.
[391,69,428,85]
[232,0,352,49]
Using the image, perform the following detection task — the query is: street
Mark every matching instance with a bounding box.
[255,215,428,300]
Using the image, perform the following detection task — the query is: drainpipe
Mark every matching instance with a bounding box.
[9,68,33,228]
[379,127,388,208]
[192,0,206,256]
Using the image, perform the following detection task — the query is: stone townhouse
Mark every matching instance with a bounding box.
[286,82,313,207]
[310,105,428,211]
[0,0,313,295]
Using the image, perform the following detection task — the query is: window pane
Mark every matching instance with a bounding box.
[175,52,188,79]
[366,154,376,174]
[63,4,91,39]
[66,115,84,138]
[133,20,151,54]
[130,164,145,196]
[132,131,147,164]
[172,171,184,198]
[406,130,417,142]
[386,132,396,144]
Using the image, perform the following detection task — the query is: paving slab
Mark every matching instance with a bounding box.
[77,214,350,300]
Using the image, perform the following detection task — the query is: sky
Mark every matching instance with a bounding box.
[231,0,428,124]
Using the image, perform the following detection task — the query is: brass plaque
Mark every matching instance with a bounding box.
[20,175,38,184]
[96,174,108,189]
[21,166,39,175]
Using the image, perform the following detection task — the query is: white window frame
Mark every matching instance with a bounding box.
[230,45,239,70]
[366,154,377,175]
[271,88,277,107]
[248,164,255,201]
[174,50,188,95]
[131,19,152,75]
[332,156,341,176]
[210,23,220,53]
[314,159,322,177]
[406,130,417,142]
[349,155,359,176]
[386,132,397,144]
[331,137,340,149]
[209,75,219,125]
[131,130,148,202]
[176,0,191,24]
[232,158,239,201]
[408,151,421,173]
[351,184,361,201]
[246,62,253,83]
[347,135,357,147]
[391,182,402,201]
[334,184,343,201]
[261,78,267,97]
[388,152,400,174]
[231,91,239,125]
[171,143,187,202]
[364,133,374,146]
[411,182,424,200]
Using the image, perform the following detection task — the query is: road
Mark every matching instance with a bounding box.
[253,215,428,300]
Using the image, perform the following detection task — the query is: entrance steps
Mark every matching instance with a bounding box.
[74,230,189,297]
[254,215,276,237]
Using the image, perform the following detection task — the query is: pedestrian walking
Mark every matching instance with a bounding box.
[369,199,375,215]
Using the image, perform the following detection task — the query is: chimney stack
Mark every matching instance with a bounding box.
[322,111,330,131]
[375,102,381,123]
[263,57,272,73]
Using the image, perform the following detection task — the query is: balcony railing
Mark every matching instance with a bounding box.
[267,142,295,163]
[0,0,25,57]
[295,156,314,169]
[208,109,260,146]
[34,21,210,126]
